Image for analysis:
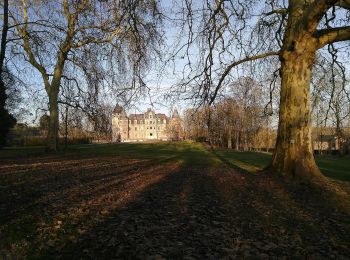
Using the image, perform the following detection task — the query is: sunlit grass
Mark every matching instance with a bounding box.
[212,148,350,181]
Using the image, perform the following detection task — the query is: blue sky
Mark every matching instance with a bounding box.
[4,0,350,125]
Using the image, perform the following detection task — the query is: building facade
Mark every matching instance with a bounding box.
[112,105,181,142]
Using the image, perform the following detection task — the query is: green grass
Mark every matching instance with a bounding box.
[316,155,350,182]
[213,148,350,182]
[1,142,349,181]
[211,149,271,173]
[0,142,222,167]
[72,142,224,167]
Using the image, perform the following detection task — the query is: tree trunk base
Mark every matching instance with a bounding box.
[267,156,326,184]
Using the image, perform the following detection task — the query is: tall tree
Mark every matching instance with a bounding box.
[12,0,161,151]
[270,0,350,180]
[174,0,350,182]
[0,0,16,148]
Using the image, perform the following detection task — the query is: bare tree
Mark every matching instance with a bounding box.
[183,78,272,151]
[312,56,350,154]
[11,0,162,151]
[173,0,350,182]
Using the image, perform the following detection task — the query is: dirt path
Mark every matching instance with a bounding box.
[1,154,350,259]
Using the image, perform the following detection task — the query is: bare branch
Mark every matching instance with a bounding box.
[263,9,288,16]
[209,51,280,104]
[300,0,339,32]
[315,26,350,48]
[16,0,50,91]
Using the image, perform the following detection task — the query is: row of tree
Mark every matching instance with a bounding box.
[182,73,350,154]
[183,77,277,151]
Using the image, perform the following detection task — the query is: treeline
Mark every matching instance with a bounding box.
[7,104,115,147]
[183,78,277,151]
[182,74,350,155]
[183,102,276,151]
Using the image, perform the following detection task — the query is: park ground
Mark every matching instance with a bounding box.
[0,142,350,259]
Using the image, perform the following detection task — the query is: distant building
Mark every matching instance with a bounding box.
[112,105,181,142]
[312,127,350,154]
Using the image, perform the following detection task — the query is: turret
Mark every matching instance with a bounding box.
[112,104,128,142]
[172,109,180,119]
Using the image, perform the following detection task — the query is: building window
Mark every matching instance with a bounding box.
[150,133,153,136]
[135,127,137,131]
[158,127,160,130]
[150,126,152,130]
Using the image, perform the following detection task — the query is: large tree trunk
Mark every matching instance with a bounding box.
[47,88,59,151]
[271,37,323,181]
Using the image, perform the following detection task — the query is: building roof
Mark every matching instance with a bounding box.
[115,106,173,125]
[128,112,169,125]
[155,113,168,120]
[129,114,144,121]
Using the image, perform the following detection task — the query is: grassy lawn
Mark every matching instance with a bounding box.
[316,156,350,182]
[1,142,350,258]
[213,148,350,182]
[0,142,222,168]
[1,142,349,181]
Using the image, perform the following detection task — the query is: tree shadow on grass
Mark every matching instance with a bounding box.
[1,146,350,259]
[0,155,180,257]
[44,167,243,259]
[41,165,350,259]
[209,148,260,174]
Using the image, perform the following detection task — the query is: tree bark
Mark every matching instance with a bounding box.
[65,105,68,149]
[268,0,340,181]
[271,36,323,181]
[47,88,59,151]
